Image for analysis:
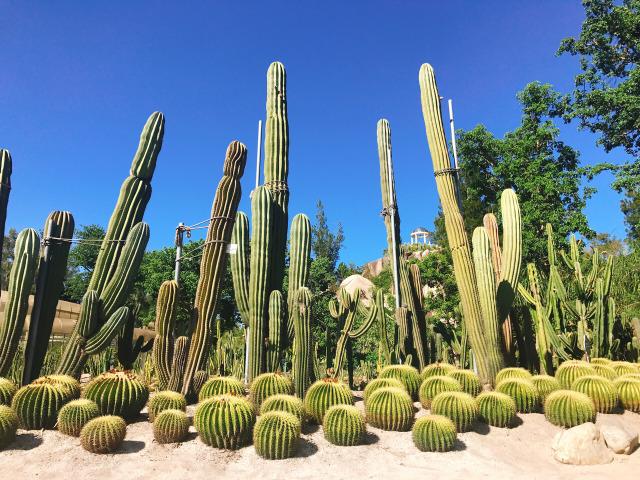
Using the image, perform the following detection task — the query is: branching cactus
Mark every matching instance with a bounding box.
[117,308,153,371]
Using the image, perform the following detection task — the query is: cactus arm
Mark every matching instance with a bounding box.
[267,290,284,371]
[286,214,311,340]
[496,189,522,322]
[332,290,360,377]
[167,336,189,393]
[230,212,250,324]
[151,280,178,389]
[85,306,129,355]
[292,287,313,397]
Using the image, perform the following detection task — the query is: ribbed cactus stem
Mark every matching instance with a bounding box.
[293,287,313,397]
[0,150,12,288]
[230,212,250,324]
[287,213,311,340]
[167,336,189,393]
[267,290,284,371]
[152,281,178,390]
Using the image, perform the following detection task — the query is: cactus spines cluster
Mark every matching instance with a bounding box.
[379,365,421,400]
[363,378,405,404]
[531,375,561,402]
[194,395,256,449]
[151,280,178,390]
[250,372,294,408]
[0,228,39,376]
[323,404,365,446]
[430,391,479,432]
[422,363,457,379]
[555,361,595,389]
[495,367,532,384]
[83,371,149,420]
[412,414,457,452]
[0,150,12,285]
[419,375,463,409]
[148,391,187,422]
[254,411,300,460]
[447,370,481,397]
[153,409,189,444]
[80,415,127,454]
[544,390,596,427]
[199,376,245,401]
[57,399,100,436]
[260,394,304,421]
[365,386,414,431]
[12,381,70,429]
[303,378,353,424]
[496,379,539,413]
[475,391,516,428]
[0,405,17,449]
[0,378,17,405]
[614,377,640,412]
[571,375,618,413]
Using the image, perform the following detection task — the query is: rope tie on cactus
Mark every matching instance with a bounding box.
[263,180,289,192]
[42,236,127,246]
[433,167,459,177]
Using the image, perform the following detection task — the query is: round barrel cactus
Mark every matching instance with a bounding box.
[40,374,81,399]
[431,391,478,432]
[447,370,481,397]
[418,375,462,409]
[590,357,612,366]
[260,394,304,421]
[83,371,149,420]
[496,378,539,413]
[495,367,532,384]
[323,404,365,446]
[57,399,100,436]
[194,394,255,449]
[253,411,300,460]
[0,378,17,406]
[621,373,640,381]
[531,375,561,402]
[379,365,421,400]
[476,391,516,428]
[412,414,457,452]
[572,375,618,413]
[0,405,18,449]
[610,361,638,378]
[12,382,70,429]
[363,378,405,404]
[148,391,186,422]
[555,360,595,388]
[80,415,127,453]
[591,364,617,381]
[614,377,640,412]
[421,363,456,379]
[153,409,189,444]
[303,378,353,424]
[544,390,596,427]
[365,386,414,431]
[249,372,293,408]
[199,376,245,401]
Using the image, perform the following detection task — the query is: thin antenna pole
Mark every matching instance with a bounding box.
[174,223,184,284]
[387,147,401,310]
[255,120,263,190]
[448,99,463,209]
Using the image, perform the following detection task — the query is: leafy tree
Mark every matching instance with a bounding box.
[61,224,105,302]
[311,200,344,270]
[1,228,18,288]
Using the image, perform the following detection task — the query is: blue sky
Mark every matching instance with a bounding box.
[0,1,629,266]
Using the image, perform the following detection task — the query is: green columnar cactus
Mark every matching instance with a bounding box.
[287,212,311,343]
[611,361,638,377]
[303,378,353,424]
[167,336,189,392]
[365,386,414,431]
[531,375,561,402]
[292,285,313,398]
[475,391,516,428]
[148,391,187,422]
[0,150,12,288]
[116,308,153,370]
[421,363,457,379]
[83,371,149,420]
[555,360,596,389]
[430,391,479,432]
[267,290,284,371]
[495,367,532,384]
[0,378,17,405]
[192,370,208,399]
[57,399,100,436]
[544,390,596,427]
[0,228,39,376]
[254,411,300,460]
[592,364,617,380]
[323,404,365,446]
[260,394,304,421]
[379,365,422,400]
[12,381,70,429]
[250,372,294,408]
[194,395,256,449]
[199,376,246,401]
[448,370,481,397]
[153,409,189,444]
[412,414,457,452]
[80,415,127,453]
[614,377,640,412]
[0,405,17,449]
[419,375,462,409]
[363,378,405,404]
[151,280,178,390]
[496,378,540,413]
[571,375,618,413]
[23,211,74,383]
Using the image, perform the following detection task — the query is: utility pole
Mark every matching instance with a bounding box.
[174,222,184,284]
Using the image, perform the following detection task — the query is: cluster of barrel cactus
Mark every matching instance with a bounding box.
[260,394,304,421]
[303,378,353,424]
[80,415,127,453]
[495,378,540,413]
[83,371,149,420]
[379,365,421,400]
[430,391,478,432]
[363,378,405,403]
[148,391,187,422]
[249,372,294,408]
[418,375,462,409]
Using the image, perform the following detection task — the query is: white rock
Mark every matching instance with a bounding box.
[551,423,613,465]
[600,422,638,454]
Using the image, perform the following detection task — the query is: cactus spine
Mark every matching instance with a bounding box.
[80,415,127,454]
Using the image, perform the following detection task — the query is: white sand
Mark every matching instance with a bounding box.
[2,394,638,480]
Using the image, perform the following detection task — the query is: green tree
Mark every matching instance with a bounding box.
[61,224,105,302]
[1,227,18,288]
[311,200,344,270]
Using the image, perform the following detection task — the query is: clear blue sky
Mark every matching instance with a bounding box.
[0,1,629,266]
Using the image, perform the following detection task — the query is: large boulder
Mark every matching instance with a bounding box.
[551,423,613,465]
[339,275,374,306]
[599,418,638,455]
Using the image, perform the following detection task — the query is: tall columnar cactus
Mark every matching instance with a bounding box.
[292,287,313,397]
[0,150,12,286]
[117,308,153,371]
[194,395,256,449]
[80,415,127,454]
[151,280,178,390]
[83,371,149,420]
[0,228,39,376]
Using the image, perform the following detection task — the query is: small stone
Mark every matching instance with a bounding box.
[551,422,613,465]
[600,423,638,455]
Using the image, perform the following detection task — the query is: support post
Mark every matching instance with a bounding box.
[174,222,184,284]
[448,99,463,209]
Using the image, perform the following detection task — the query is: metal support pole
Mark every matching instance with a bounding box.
[174,223,184,284]
[448,99,463,209]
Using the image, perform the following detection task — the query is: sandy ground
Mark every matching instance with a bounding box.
[2,392,639,480]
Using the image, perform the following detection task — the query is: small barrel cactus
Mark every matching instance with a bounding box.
[148,391,186,422]
[194,394,255,449]
[80,415,127,453]
[260,394,304,421]
[531,375,561,402]
[0,405,18,449]
[366,386,414,431]
[555,360,595,388]
[363,378,405,404]
[431,391,478,432]
[614,377,640,412]
[496,378,539,413]
[591,364,617,381]
[495,367,532,384]
[303,378,353,424]
[476,391,516,428]
[12,382,70,429]
[249,372,294,408]
[571,375,618,413]
[379,365,421,400]
[40,374,81,399]
[418,375,462,409]
[621,373,640,381]
[57,399,100,436]
[610,361,638,378]
[447,370,481,397]
[421,363,457,379]
[544,390,596,427]
[0,378,17,406]
[253,411,301,460]
[412,414,457,452]
[590,357,611,366]
[83,371,149,420]
[153,409,189,444]
[199,376,246,401]
[323,404,365,446]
